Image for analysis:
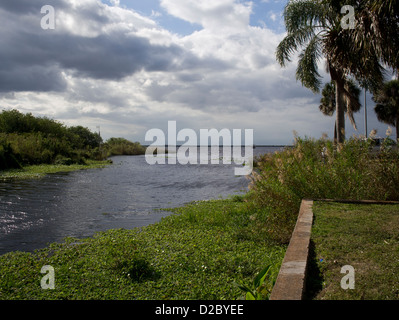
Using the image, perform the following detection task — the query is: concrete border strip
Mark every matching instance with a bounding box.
[269,199,314,300]
[269,198,399,300]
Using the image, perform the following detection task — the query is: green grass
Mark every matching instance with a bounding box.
[0,198,286,300]
[248,137,399,244]
[0,160,112,180]
[308,201,399,300]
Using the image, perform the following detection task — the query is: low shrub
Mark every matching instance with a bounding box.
[246,137,399,244]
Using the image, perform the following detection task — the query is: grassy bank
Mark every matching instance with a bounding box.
[307,201,399,300]
[248,137,399,244]
[0,198,286,300]
[0,159,112,180]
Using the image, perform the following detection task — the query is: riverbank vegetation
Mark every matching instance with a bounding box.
[1,137,399,300]
[0,109,145,175]
[103,137,146,157]
[247,136,399,244]
[0,198,286,300]
[0,160,111,180]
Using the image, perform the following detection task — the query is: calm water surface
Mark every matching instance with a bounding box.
[0,147,282,255]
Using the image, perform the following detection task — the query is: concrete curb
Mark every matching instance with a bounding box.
[269,199,399,300]
[269,199,314,300]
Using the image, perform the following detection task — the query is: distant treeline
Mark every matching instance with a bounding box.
[0,109,145,170]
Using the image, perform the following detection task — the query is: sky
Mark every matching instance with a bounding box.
[0,0,392,145]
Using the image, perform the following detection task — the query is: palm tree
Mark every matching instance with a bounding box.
[356,1,399,75]
[373,80,399,141]
[326,0,398,88]
[319,79,361,140]
[276,0,362,144]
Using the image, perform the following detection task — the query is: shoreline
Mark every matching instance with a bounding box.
[0,159,113,180]
[0,197,286,300]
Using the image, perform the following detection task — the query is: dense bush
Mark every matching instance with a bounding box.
[246,137,399,244]
[0,109,146,170]
[103,137,146,156]
[0,138,22,170]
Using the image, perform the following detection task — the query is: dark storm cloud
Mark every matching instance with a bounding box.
[0,65,67,92]
[36,32,184,80]
[0,0,188,92]
[0,0,67,15]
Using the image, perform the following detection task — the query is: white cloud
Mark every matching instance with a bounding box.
[0,0,380,145]
[160,0,252,33]
[269,11,277,22]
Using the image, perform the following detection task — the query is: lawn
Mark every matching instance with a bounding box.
[0,198,286,300]
[307,201,399,300]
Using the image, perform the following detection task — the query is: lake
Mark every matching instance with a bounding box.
[0,146,283,255]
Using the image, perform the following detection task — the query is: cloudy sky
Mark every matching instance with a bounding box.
[0,0,390,145]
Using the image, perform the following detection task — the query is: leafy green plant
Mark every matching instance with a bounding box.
[0,200,286,300]
[235,265,273,300]
[247,136,399,244]
[116,256,161,283]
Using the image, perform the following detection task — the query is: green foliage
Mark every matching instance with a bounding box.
[0,199,286,300]
[0,160,112,180]
[67,126,102,149]
[116,255,161,283]
[0,109,144,171]
[247,137,399,244]
[0,138,22,170]
[235,265,274,300]
[374,80,399,139]
[103,137,145,156]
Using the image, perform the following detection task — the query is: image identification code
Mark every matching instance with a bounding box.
[155,304,244,317]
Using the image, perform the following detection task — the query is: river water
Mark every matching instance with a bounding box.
[0,147,283,255]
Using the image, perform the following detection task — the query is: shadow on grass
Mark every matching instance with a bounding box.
[304,240,323,300]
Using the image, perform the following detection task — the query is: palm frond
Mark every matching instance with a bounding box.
[276,25,317,67]
[296,34,323,93]
[283,0,332,34]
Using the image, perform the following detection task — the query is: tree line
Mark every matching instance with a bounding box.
[0,109,145,170]
[276,0,399,142]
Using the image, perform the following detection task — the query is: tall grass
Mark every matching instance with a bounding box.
[246,137,399,244]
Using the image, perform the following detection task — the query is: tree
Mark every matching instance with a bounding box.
[319,79,361,140]
[349,0,399,76]
[324,0,399,140]
[276,0,362,144]
[373,80,399,141]
[68,126,102,149]
[324,0,398,91]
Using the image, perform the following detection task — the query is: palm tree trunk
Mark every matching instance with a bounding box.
[335,80,346,144]
[334,120,337,144]
[396,113,399,142]
[329,64,346,145]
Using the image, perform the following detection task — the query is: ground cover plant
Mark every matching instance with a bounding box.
[0,160,112,180]
[308,201,399,300]
[0,198,286,300]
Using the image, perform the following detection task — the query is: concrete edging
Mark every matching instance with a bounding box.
[269,198,399,300]
[269,199,314,300]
